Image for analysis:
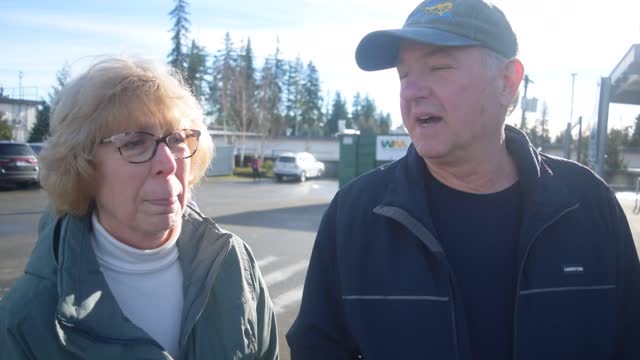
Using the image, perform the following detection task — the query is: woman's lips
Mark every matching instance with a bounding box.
[146,196,179,208]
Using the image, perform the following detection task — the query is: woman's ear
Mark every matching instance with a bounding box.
[499,58,524,108]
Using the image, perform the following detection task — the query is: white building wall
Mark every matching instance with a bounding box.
[0,102,39,142]
[212,135,340,161]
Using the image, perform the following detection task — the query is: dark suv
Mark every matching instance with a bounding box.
[0,141,39,187]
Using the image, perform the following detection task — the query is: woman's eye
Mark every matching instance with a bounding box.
[168,135,186,146]
[122,136,148,149]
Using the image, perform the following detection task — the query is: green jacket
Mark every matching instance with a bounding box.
[0,207,279,359]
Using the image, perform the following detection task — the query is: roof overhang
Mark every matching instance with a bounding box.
[0,97,45,107]
[610,44,640,105]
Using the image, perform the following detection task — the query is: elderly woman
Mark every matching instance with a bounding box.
[0,57,278,359]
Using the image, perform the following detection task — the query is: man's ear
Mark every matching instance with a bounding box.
[499,58,524,107]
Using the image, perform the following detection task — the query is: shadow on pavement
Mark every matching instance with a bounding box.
[0,184,41,192]
[211,203,329,232]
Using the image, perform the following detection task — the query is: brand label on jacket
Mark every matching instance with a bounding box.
[562,264,584,274]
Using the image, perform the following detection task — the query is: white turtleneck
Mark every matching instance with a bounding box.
[91,213,183,357]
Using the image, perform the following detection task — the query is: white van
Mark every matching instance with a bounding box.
[274,152,324,182]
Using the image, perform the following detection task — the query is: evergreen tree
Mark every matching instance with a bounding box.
[300,61,323,135]
[233,38,257,164]
[526,101,551,148]
[351,92,362,130]
[630,113,640,146]
[537,101,551,144]
[185,40,208,100]
[578,129,590,167]
[326,91,348,135]
[234,39,256,132]
[28,102,50,142]
[605,128,627,176]
[378,112,391,134]
[284,58,303,135]
[0,111,11,140]
[209,32,237,133]
[358,95,379,134]
[257,55,285,138]
[27,63,71,142]
[273,40,287,117]
[49,62,71,106]
[168,0,191,73]
[271,46,287,137]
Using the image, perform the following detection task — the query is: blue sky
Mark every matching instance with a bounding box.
[2,0,640,136]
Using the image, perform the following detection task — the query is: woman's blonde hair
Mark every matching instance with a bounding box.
[39,56,214,216]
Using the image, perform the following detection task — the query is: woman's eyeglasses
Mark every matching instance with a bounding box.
[99,129,201,164]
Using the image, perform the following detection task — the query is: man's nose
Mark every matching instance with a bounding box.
[400,75,431,101]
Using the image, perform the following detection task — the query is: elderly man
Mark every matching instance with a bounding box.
[287,0,640,359]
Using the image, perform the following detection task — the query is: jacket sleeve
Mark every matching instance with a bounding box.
[286,198,359,360]
[0,308,34,360]
[611,193,640,358]
[239,240,279,360]
[254,256,280,360]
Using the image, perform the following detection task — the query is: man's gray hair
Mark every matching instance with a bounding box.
[481,48,520,116]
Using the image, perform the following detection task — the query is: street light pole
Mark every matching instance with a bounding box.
[520,74,533,130]
[570,73,576,128]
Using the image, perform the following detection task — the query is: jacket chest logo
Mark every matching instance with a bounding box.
[562,264,584,274]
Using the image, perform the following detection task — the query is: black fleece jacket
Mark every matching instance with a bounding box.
[287,125,640,360]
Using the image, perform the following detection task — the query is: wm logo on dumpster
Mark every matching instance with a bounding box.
[380,139,408,149]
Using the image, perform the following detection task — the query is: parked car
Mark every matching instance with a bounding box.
[0,141,39,188]
[274,152,324,182]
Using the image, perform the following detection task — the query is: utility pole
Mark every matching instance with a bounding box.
[520,74,533,130]
[570,73,576,128]
[18,71,23,99]
[576,116,583,163]
[565,73,577,159]
[17,71,24,141]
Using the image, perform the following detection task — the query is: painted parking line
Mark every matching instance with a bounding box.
[273,286,304,314]
[263,261,308,287]
[257,256,279,268]
[616,192,635,201]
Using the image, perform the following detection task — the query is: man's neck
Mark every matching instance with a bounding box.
[425,144,518,194]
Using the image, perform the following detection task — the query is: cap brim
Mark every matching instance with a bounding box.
[355,28,481,71]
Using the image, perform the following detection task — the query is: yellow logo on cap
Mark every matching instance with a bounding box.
[424,1,453,16]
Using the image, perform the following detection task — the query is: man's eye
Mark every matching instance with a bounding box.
[432,65,452,71]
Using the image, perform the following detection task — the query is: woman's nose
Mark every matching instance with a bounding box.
[152,142,177,175]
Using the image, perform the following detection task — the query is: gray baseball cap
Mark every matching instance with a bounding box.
[355,0,518,71]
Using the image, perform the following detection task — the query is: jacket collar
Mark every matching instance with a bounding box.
[379,125,578,243]
[175,207,233,347]
[503,126,580,255]
[378,139,435,233]
[27,207,232,358]
[54,213,165,358]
